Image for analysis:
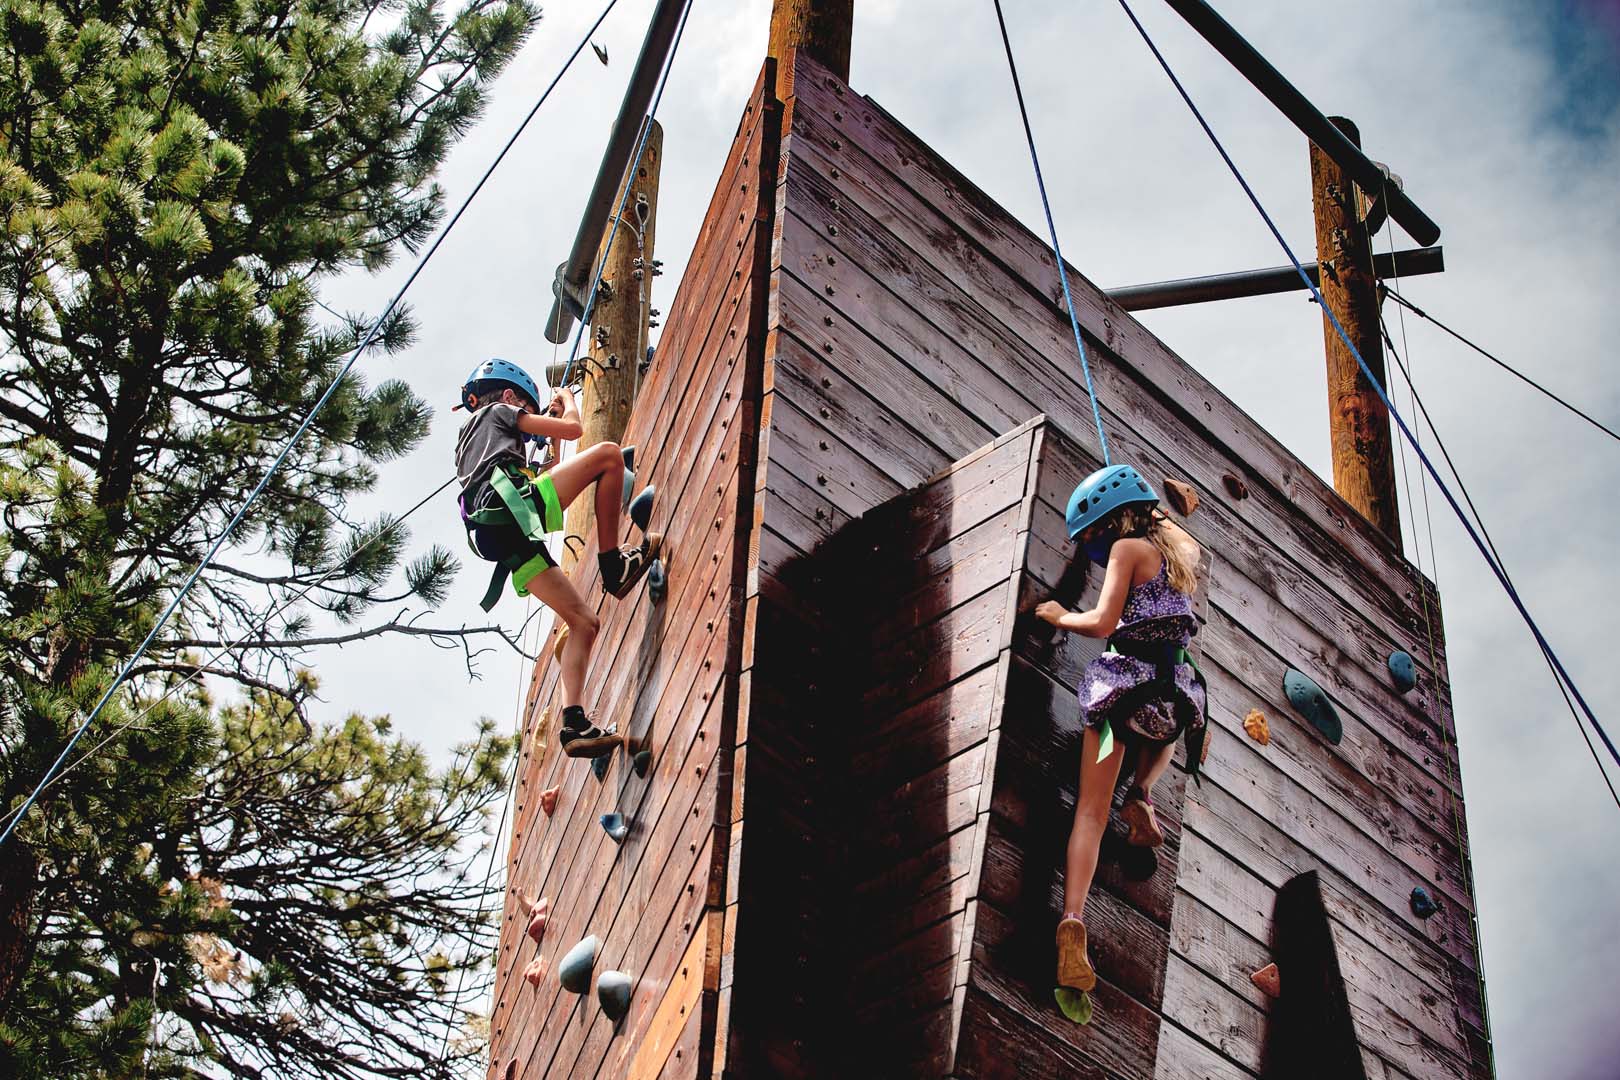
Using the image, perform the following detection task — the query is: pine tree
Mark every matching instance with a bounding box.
[0,0,539,1074]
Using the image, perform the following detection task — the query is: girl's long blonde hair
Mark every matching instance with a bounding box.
[1114,506,1201,595]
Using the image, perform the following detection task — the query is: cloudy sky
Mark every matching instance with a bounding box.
[311,1,1619,1075]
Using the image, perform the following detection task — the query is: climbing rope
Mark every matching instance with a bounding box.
[1382,286,1620,446]
[1111,0,1615,777]
[0,0,623,849]
[1379,317,1620,814]
[990,0,1112,466]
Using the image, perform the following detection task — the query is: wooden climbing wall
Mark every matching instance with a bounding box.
[490,48,1489,1080]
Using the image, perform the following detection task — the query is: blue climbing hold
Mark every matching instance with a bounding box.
[628,484,656,533]
[559,935,599,994]
[597,969,634,1021]
[591,754,611,783]
[632,749,652,778]
[600,812,629,843]
[621,466,636,512]
[1410,886,1441,920]
[621,445,635,473]
[1283,669,1343,745]
[647,559,667,603]
[1388,650,1417,694]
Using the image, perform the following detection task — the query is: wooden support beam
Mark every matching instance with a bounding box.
[563,120,662,573]
[1310,116,1401,551]
[768,0,852,95]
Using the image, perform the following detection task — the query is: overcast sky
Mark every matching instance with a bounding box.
[310,2,1619,1075]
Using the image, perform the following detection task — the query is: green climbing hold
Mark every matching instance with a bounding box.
[1410,886,1441,920]
[632,749,652,778]
[1054,986,1094,1025]
[597,969,633,1021]
[1388,650,1417,694]
[559,935,599,994]
[1283,668,1343,745]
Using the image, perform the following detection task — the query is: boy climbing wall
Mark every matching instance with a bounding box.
[455,358,660,758]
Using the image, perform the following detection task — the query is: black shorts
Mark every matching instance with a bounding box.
[466,483,557,593]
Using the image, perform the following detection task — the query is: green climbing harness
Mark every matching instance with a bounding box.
[461,461,565,611]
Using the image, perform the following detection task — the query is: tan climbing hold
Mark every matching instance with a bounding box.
[1243,709,1271,746]
[523,956,546,988]
[1251,962,1280,998]
[1162,477,1200,517]
[552,625,569,663]
[540,784,561,816]
[525,896,550,944]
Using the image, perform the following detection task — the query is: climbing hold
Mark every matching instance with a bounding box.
[1243,708,1271,745]
[1410,886,1441,920]
[600,812,629,842]
[1221,472,1249,500]
[1388,650,1417,694]
[525,896,550,943]
[1283,669,1343,745]
[648,558,667,603]
[1251,962,1280,999]
[621,466,637,512]
[591,755,611,783]
[559,935,599,994]
[632,749,652,778]
[540,784,560,816]
[597,969,634,1021]
[628,484,656,533]
[523,956,546,988]
[591,41,608,65]
[1162,477,1200,517]
[1053,987,1094,1025]
[552,625,569,664]
[621,445,635,473]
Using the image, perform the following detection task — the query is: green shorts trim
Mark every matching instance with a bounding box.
[535,472,564,534]
[511,545,557,596]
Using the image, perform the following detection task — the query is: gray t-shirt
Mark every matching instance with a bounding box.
[455,402,527,491]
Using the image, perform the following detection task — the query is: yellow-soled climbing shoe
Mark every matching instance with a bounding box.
[1121,797,1165,848]
[1056,916,1096,992]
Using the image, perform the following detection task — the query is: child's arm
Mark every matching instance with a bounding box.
[1034,541,1148,638]
[515,390,583,443]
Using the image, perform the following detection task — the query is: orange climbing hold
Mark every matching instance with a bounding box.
[540,784,560,816]
[523,956,546,988]
[1162,477,1200,516]
[1243,708,1271,745]
[1251,962,1280,998]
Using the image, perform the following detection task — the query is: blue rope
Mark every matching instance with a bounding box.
[1111,0,1614,771]
[558,0,692,393]
[0,0,623,850]
[991,0,1112,466]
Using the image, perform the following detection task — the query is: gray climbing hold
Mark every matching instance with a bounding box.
[1283,668,1343,745]
[1410,886,1441,920]
[597,969,633,1021]
[621,445,635,472]
[559,935,599,994]
[1388,650,1417,694]
[628,484,656,533]
[621,467,636,512]
[648,559,667,603]
[632,749,652,778]
[591,754,611,783]
[600,812,628,842]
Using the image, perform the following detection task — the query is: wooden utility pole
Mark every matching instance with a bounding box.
[1309,116,1401,551]
[768,0,853,95]
[562,120,662,572]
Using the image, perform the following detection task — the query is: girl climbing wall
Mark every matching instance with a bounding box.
[1033,464,1208,1006]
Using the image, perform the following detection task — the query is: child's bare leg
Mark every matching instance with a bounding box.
[525,567,598,707]
[1063,726,1127,918]
[1133,740,1176,801]
[547,441,624,550]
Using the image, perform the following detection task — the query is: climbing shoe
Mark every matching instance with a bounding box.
[601,532,663,599]
[1121,790,1164,848]
[559,706,619,759]
[1055,915,1096,992]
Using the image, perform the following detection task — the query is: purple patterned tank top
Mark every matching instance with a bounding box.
[1113,562,1197,646]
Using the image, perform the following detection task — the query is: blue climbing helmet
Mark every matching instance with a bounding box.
[459,358,542,411]
[1065,463,1158,541]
